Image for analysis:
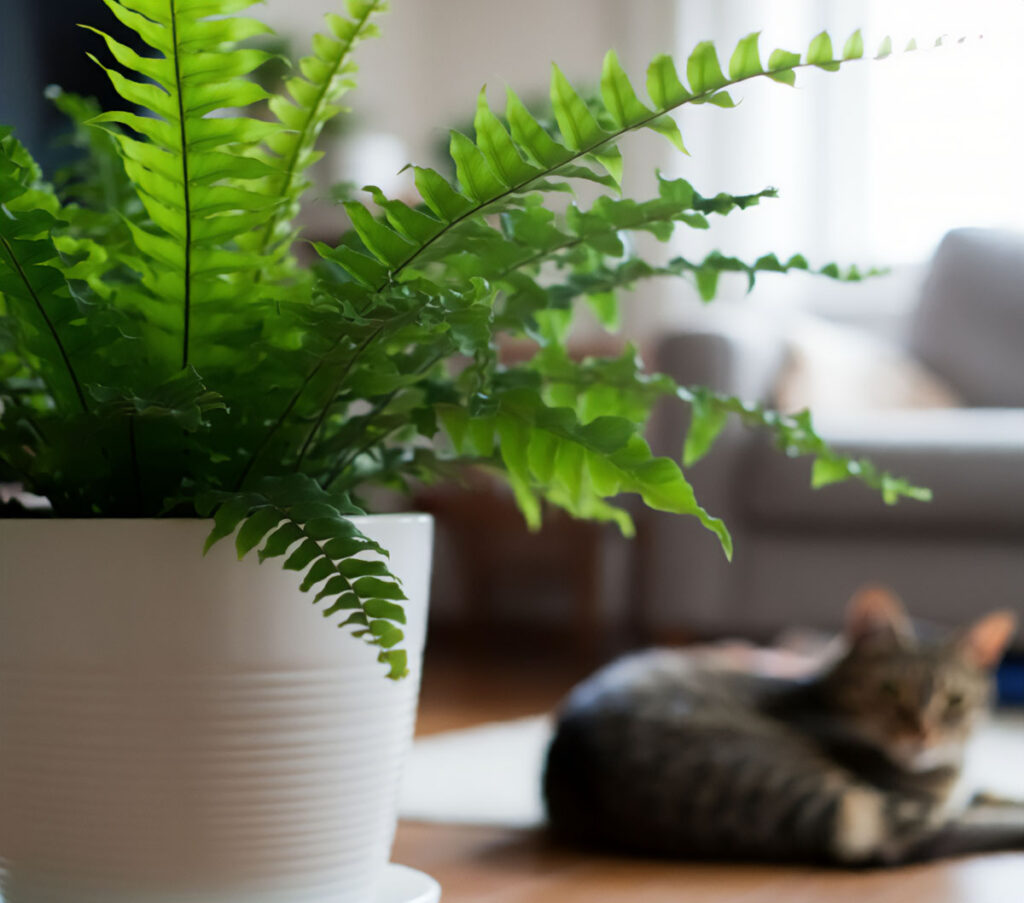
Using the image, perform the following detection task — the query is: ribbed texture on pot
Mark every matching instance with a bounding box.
[0,516,433,903]
[0,668,420,902]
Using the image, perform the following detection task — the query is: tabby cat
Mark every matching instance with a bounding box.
[544,587,1023,864]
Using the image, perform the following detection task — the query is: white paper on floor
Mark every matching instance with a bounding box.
[399,715,551,828]
[398,712,1024,829]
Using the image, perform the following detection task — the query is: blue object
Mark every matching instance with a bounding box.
[995,656,1024,706]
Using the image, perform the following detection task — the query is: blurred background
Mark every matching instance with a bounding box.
[3,0,1023,679]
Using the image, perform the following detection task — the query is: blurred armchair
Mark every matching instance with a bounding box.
[640,228,1024,640]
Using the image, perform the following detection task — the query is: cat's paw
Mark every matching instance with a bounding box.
[833,788,887,863]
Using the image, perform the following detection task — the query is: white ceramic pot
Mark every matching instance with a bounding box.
[0,515,433,903]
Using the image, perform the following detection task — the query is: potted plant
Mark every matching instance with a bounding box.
[0,2,927,901]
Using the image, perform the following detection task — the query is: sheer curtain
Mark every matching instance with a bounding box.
[646,0,1023,331]
[858,0,1024,262]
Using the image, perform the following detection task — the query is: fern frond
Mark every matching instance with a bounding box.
[251,0,388,262]
[47,88,138,227]
[552,249,880,306]
[528,343,676,427]
[199,474,410,679]
[438,390,733,556]
[326,29,890,289]
[90,366,225,432]
[680,386,932,504]
[89,0,284,371]
[0,131,88,412]
[493,248,877,340]
[412,176,775,278]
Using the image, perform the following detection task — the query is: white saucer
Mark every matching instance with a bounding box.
[0,865,440,903]
[378,863,442,903]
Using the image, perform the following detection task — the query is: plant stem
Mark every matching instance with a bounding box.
[168,0,193,370]
[127,414,143,515]
[232,364,322,491]
[0,233,89,413]
[293,321,389,471]
[321,351,445,489]
[323,421,402,491]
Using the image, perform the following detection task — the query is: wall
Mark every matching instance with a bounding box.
[259,0,677,165]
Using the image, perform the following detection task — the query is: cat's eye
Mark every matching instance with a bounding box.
[879,680,900,697]
[947,693,965,710]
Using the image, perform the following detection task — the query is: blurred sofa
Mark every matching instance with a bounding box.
[641,228,1024,640]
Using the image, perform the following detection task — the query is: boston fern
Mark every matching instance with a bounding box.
[0,2,928,677]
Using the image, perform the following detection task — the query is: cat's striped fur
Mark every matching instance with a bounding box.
[544,587,1022,865]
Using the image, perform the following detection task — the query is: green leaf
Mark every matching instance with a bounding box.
[284,539,322,571]
[550,63,609,152]
[600,50,652,127]
[505,88,573,169]
[300,556,336,591]
[259,522,305,562]
[369,620,404,649]
[344,201,415,267]
[842,29,865,60]
[686,41,728,94]
[339,558,392,578]
[496,413,542,529]
[203,498,255,554]
[235,506,283,559]
[363,185,442,244]
[807,31,840,71]
[766,48,801,85]
[647,114,688,154]
[353,576,407,601]
[683,389,730,466]
[379,649,409,680]
[646,54,690,109]
[586,292,620,330]
[364,598,407,623]
[811,455,852,488]
[474,88,540,185]
[729,32,763,79]
[450,130,508,202]
[413,166,474,221]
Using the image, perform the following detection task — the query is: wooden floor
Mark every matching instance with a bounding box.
[391,649,1024,903]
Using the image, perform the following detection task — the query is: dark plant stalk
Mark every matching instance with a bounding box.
[127,414,143,515]
[0,234,89,413]
[293,321,390,470]
[233,326,354,490]
[324,422,402,491]
[321,351,446,488]
[168,0,194,370]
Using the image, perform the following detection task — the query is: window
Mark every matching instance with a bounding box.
[668,0,1023,267]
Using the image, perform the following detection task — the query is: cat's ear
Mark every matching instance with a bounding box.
[845,585,913,651]
[957,611,1017,669]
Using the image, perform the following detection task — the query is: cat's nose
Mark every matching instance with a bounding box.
[898,708,928,738]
